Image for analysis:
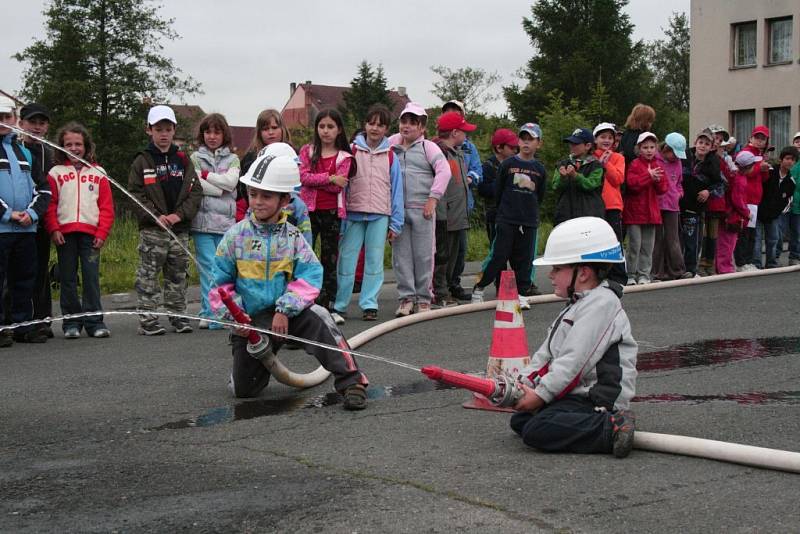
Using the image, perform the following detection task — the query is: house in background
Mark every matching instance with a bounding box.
[690,0,800,153]
[168,103,254,156]
[281,82,411,128]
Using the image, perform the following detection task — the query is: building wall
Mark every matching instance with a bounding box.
[282,86,310,128]
[690,0,800,150]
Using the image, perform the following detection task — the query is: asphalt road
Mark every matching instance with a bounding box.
[1,270,799,533]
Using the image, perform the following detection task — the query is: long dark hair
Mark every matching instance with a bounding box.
[311,108,352,174]
[55,122,96,164]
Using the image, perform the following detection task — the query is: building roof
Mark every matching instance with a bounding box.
[230,125,254,153]
[294,83,411,117]
[169,104,206,126]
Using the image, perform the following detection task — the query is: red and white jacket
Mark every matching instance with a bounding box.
[45,162,115,240]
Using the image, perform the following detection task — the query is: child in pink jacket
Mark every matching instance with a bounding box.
[652,133,686,280]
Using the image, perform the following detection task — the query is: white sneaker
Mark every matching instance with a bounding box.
[198,319,210,329]
[742,264,758,273]
[330,311,345,325]
[471,287,485,304]
[637,276,651,285]
[626,276,637,286]
[518,295,531,310]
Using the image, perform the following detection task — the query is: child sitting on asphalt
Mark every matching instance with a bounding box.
[511,216,638,458]
[210,152,369,410]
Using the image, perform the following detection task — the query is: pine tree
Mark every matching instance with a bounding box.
[340,61,393,130]
[14,0,201,192]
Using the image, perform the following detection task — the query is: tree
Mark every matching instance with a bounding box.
[430,66,501,113]
[14,0,201,199]
[339,60,393,130]
[649,12,690,112]
[503,0,655,124]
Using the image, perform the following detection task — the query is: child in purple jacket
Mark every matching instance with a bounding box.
[652,133,686,280]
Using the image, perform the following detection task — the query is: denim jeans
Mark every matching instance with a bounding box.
[680,212,700,274]
[57,232,105,333]
[334,216,388,312]
[192,231,223,322]
[753,218,782,268]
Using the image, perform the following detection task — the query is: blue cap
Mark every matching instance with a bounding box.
[519,122,542,139]
[664,132,687,159]
[564,127,594,144]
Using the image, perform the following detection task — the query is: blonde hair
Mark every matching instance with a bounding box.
[624,104,656,131]
[247,109,291,153]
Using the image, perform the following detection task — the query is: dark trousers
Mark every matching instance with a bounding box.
[310,209,340,308]
[485,209,497,244]
[680,211,701,274]
[734,227,756,267]
[33,224,52,320]
[57,232,105,333]
[476,222,534,294]
[433,220,463,299]
[0,233,37,333]
[652,210,685,280]
[510,396,613,454]
[230,305,368,398]
[451,228,467,291]
[604,209,627,285]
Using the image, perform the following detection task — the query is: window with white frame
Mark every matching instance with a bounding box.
[768,17,793,64]
[731,109,755,144]
[766,107,791,152]
[732,21,757,67]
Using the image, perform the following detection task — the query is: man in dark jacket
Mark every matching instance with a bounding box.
[755,147,797,268]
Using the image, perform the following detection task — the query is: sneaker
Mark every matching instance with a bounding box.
[362,309,378,321]
[518,295,531,310]
[395,299,414,317]
[15,329,48,343]
[471,287,485,304]
[434,296,459,308]
[611,410,636,459]
[331,311,346,325]
[138,321,166,336]
[741,264,758,273]
[0,331,14,348]
[416,301,432,313]
[626,276,637,286]
[92,328,111,338]
[789,258,800,266]
[636,276,651,285]
[342,384,367,410]
[170,318,193,333]
[449,286,470,301]
[198,319,210,329]
[64,327,81,339]
[680,271,695,279]
[522,285,542,297]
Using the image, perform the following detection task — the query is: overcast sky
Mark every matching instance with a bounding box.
[2,0,690,125]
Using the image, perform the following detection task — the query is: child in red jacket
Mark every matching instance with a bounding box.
[45,123,114,338]
[717,152,758,274]
[622,132,668,285]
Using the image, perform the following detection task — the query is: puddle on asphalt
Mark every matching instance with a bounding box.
[634,391,800,405]
[636,336,800,372]
[148,336,800,431]
[147,380,455,431]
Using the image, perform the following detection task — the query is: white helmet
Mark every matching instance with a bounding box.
[534,217,624,265]
[257,142,298,161]
[239,154,300,193]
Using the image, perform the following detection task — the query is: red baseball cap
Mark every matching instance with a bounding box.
[437,111,477,132]
[751,125,770,138]
[491,128,518,147]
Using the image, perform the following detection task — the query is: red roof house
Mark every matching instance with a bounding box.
[281,82,411,128]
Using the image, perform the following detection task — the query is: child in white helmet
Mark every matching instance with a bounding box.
[210,153,369,410]
[511,217,638,458]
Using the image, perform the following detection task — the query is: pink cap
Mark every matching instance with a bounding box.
[400,102,427,118]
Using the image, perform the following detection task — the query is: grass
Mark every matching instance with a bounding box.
[89,215,552,295]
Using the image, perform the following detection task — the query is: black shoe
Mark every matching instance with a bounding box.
[170,318,193,333]
[449,286,470,301]
[611,410,636,459]
[138,321,166,336]
[362,309,378,321]
[343,384,367,410]
[13,330,48,343]
[0,331,13,348]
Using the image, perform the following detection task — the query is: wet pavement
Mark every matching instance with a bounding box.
[1,272,799,532]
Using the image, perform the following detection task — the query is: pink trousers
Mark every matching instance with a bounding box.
[715,227,739,274]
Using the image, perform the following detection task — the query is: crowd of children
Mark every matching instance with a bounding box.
[1,95,799,350]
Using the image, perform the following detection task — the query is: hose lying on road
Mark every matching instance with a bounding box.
[344,263,800,473]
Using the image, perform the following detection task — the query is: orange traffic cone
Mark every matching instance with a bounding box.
[464,270,530,412]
